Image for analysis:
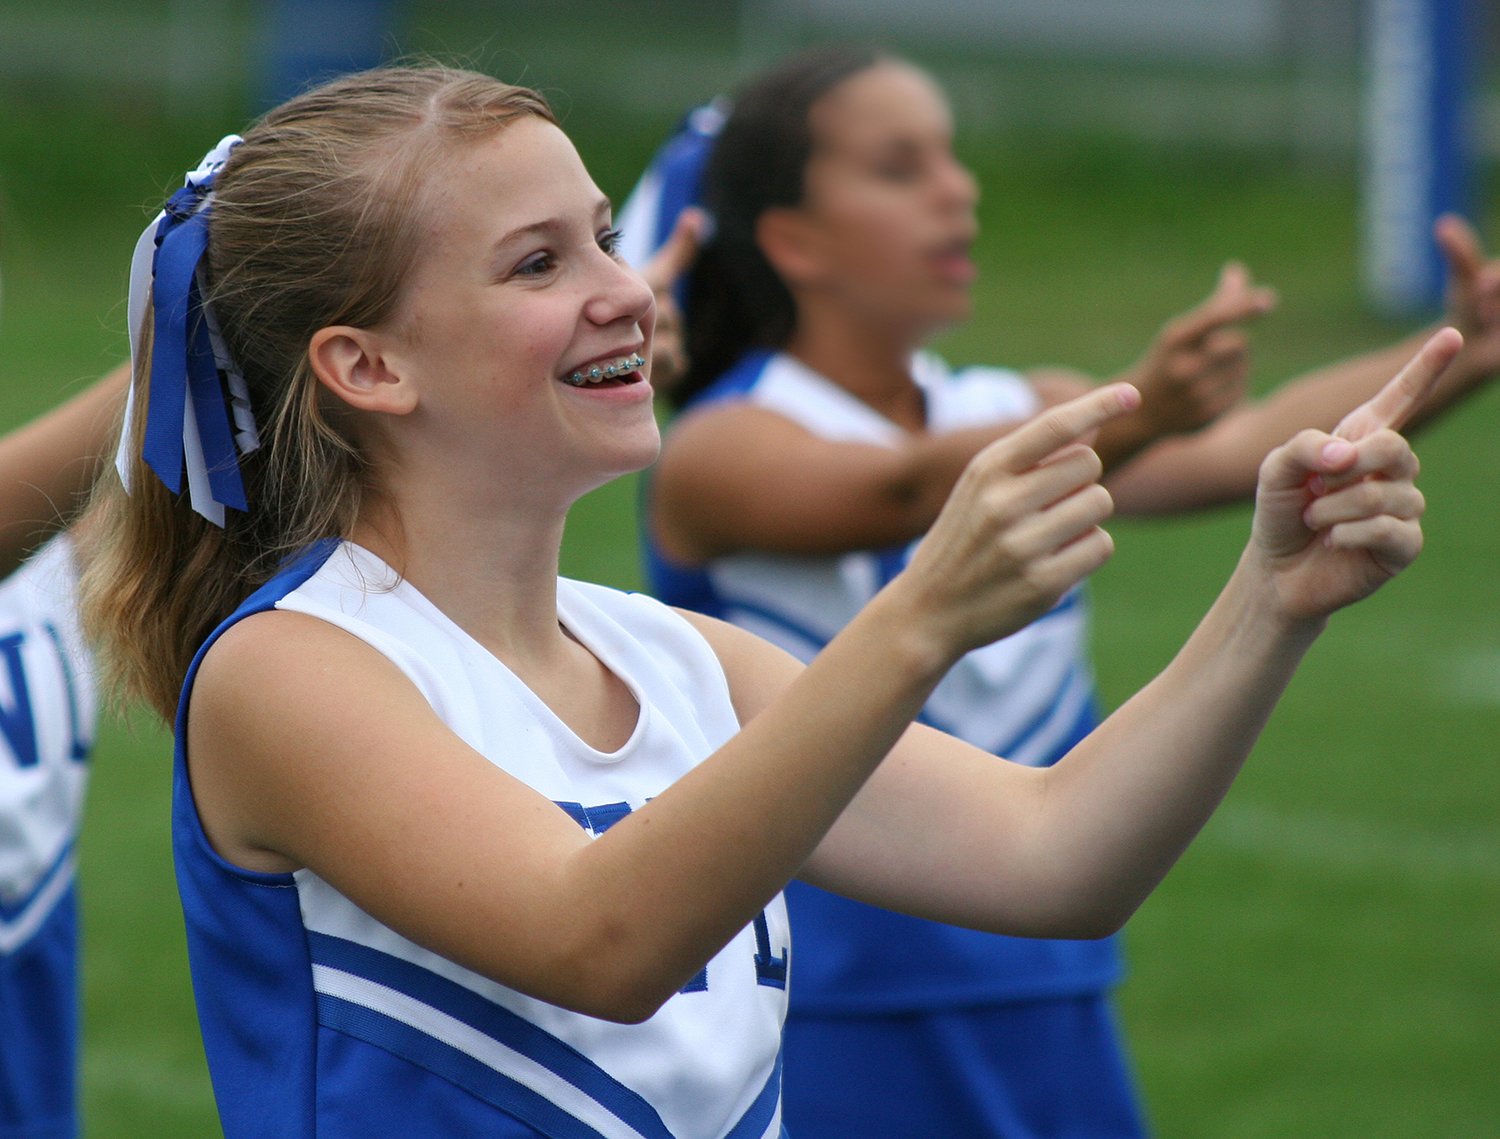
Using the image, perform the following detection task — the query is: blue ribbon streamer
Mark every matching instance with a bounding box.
[141,178,249,513]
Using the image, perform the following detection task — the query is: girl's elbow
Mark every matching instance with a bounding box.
[1015,890,1137,941]
[533,939,689,1025]
[1063,911,1130,941]
[555,970,681,1025]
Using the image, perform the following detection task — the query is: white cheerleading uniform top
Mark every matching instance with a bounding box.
[0,537,95,1138]
[174,541,790,1139]
[646,350,1121,1012]
[652,350,1097,764]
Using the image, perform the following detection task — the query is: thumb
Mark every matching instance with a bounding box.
[640,208,708,295]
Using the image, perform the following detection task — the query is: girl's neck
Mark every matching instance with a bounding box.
[351,489,640,753]
[783,318,927,432]
[350,486,570,666]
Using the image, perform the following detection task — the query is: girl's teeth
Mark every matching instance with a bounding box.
[565,353,644,386]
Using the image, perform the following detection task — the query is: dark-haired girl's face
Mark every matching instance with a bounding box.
[790,61,980,342]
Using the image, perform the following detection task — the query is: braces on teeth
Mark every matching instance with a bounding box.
[564,353,646,386]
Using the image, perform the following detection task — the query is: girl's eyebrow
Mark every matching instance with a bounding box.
[495,197,614,244]
[488,196,615,264]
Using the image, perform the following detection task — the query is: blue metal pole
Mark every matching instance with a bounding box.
[1362,0,1474,315]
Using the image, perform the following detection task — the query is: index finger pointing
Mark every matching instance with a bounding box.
[1435,213,1485,279]
[1333,326,1463,441]
[1165,262,1278,345]
[992,383,1141,472]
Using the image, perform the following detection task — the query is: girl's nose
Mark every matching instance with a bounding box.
[938,156,980,209]
[585,252,655,327]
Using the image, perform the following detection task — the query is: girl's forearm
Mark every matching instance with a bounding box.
[1030,558,1324,933]
[0,363,128,573]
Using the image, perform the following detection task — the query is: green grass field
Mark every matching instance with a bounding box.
[1,18,1497,1137]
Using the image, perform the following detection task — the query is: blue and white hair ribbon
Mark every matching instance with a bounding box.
[116,134,261,527]
[615,98,727,278]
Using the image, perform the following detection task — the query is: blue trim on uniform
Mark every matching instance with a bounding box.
[173,536,348,1138]
[908,673,1094,762]
[935,676,1098,773]
[308,931,676,1139]
[717,600,825,661]
[555,800,638,835]
[990,661,1097,763]
[691,350,775,409]
[311,931,785,1139]
[644,350,778,611]
[182,539,346,691]
[0,878,79,1138]
[722,1046,783,1139]
[322,992,785,1139]
[176,537,346,747]
[318,994,611,1139]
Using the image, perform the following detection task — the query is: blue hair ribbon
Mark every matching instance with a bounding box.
[615,98,727,294]
[118,134,257,527]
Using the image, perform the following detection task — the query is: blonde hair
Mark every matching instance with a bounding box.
[80,65,556,720]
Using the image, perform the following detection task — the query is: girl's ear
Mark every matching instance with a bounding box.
[307,326,418,416]
[755,207,829,288]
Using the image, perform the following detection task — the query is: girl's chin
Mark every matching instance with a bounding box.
[913,300,973,340]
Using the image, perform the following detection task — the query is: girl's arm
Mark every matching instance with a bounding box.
[786,331,1451,935]
[651,402,1030,561]
[189,328,1443,1023]
[651,264,1270,564]
[0,363,128,575]
[188,383,1135,1025]
[1085,260,1276,469]
[1108,216,1500,515]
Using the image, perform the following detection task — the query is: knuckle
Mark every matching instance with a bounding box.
[1019,561,1065,605]
[1371,515,1405,546]
[978,508,1028,563]
[1292,427,1326,448]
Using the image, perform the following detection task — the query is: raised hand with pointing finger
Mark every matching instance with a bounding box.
[1430,215,1500,395]
[897,382,1139,657]
[1249,327,1459,622]
[1089,261,1278,468]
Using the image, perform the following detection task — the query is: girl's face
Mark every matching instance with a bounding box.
[790,61,980,340]
[378,116,659,504]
